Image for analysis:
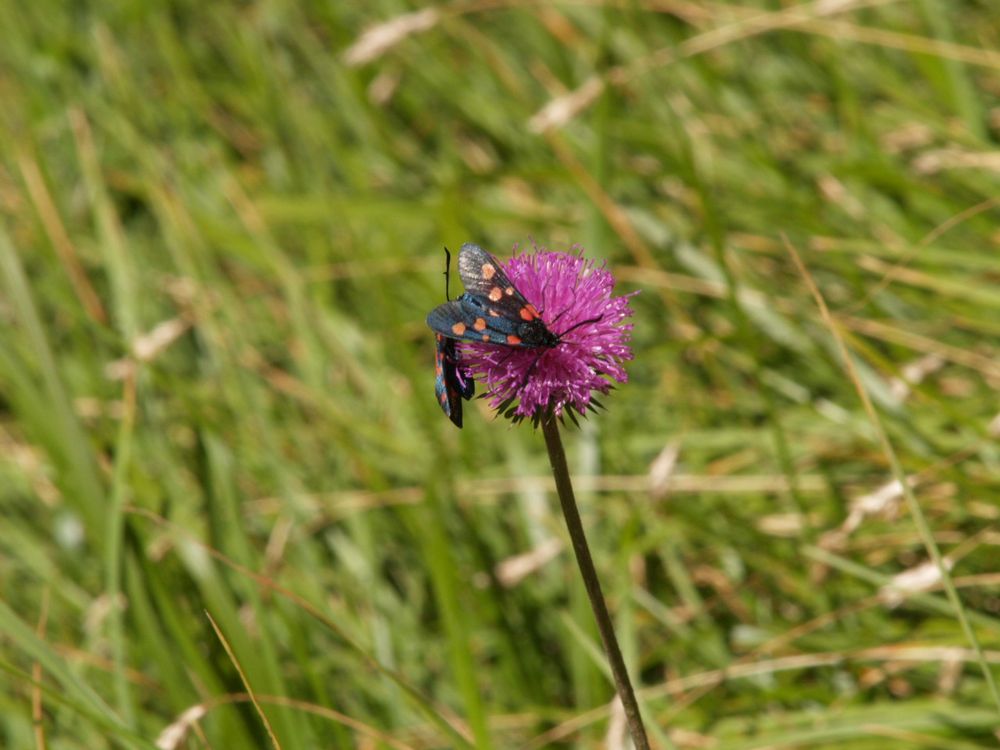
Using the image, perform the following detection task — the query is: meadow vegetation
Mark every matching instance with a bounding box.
[1,1,1000,747]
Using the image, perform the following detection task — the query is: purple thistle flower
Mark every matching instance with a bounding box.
[458,244,636,421]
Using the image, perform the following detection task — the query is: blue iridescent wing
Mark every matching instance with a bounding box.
[426,296,542,347]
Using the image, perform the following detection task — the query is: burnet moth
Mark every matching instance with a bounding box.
[430,248,475,428]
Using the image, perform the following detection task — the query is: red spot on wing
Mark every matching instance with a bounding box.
[451,322,467,336]
[488,286,503,302]
[507,335,522,345]
[482,263,496,279]
[519,304,538,321]
[504,286,514,296]
[473,317,487,331]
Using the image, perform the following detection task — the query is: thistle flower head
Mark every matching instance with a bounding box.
[459,244,636,422]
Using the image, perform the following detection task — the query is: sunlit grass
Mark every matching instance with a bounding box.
[2,1,999,747]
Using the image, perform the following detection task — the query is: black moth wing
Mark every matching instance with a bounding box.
[426,300,472,340]
[446,336,474,399]
[455,244,560,347]
[434,334,473,428]
[426,297,542,347]
[457,243,534,318]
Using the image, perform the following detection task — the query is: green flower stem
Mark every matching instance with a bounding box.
[541,413,651,750]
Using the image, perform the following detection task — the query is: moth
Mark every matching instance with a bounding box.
[426,243,561,348]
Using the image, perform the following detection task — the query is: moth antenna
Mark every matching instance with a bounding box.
[443,246,453,300]
[557,314,603,338]
[548,308,568,327]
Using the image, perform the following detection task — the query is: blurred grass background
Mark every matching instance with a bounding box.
[2,0,1000,747]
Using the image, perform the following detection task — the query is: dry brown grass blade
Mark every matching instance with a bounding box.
[204,611,283,750]
[851,197,1000,311]
[125,506,476,747]
[529,0,1000,131]
[782,233,1000,713]
[156,693,419,750]
[17,150,108,325]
